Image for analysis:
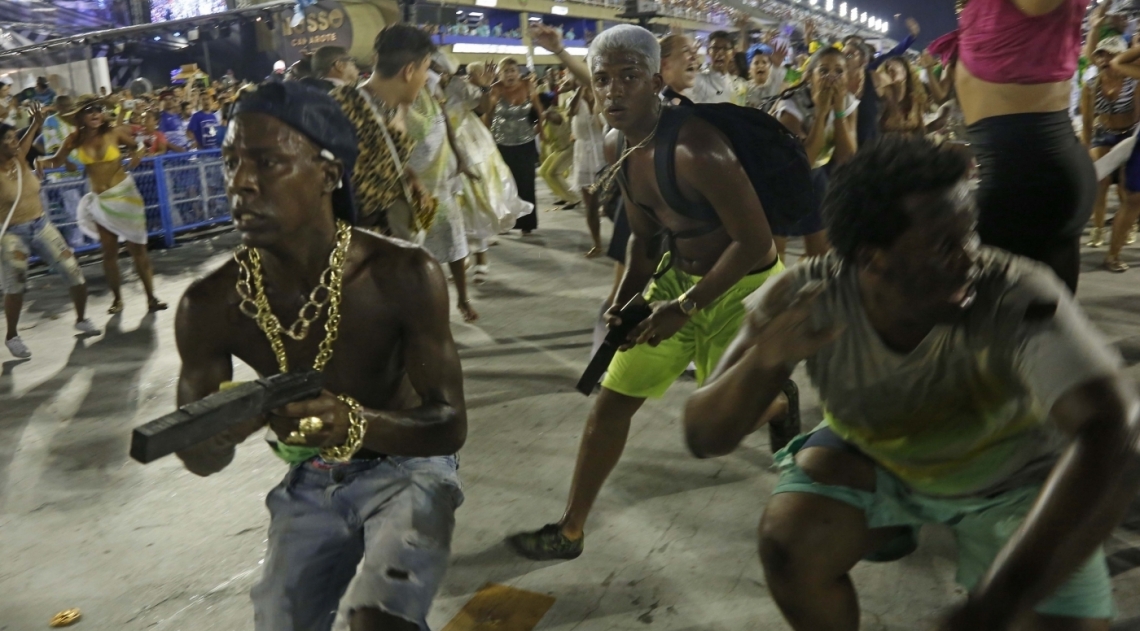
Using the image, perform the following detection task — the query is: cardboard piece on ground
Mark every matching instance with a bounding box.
[442,583,556,631]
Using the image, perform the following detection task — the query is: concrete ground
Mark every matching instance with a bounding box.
[2,185,1140,631]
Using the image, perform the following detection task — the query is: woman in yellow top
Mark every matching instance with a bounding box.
[37,95,166,314]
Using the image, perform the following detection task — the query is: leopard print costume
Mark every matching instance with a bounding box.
[330,85,438,232]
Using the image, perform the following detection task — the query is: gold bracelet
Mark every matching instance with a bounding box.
[320,394,368,463]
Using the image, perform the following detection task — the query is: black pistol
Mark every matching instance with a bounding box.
[130,370,325,464]
[576,299,654,395]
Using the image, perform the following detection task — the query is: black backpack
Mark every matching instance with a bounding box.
[651,103,814,235]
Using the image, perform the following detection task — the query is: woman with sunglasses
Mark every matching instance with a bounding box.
[36,95,167,314]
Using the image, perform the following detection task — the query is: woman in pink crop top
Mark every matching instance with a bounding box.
[930,0,1094,292]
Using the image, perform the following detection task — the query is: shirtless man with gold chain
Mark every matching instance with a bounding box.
[173,82,467,631]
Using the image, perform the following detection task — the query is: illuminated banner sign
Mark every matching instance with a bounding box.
[279,1,354,64]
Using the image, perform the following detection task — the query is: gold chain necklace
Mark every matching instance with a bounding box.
[588,109,662,199]
[234,220,366,463]
[236,237,346,344]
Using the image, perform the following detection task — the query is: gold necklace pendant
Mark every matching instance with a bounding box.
[589,113,662,200]
[236,221,368,462]
[235,221,352,373]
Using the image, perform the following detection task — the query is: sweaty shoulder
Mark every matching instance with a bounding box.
[603,127,621,163]
[182,258,238,307]
[351,228,445,296]
[177,258,240,339]
[674,114,734,159]
[673,115,748,196]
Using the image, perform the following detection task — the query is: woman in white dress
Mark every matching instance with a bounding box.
[567,78,607,256]
[407,73,479,322]
[442,60,534,282]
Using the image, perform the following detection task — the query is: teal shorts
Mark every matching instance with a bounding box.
[772,431,1115,620]
[602,256,784,400]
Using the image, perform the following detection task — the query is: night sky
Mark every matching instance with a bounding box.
[857,0,958,48]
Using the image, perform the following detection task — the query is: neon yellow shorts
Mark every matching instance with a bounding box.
[601,256,784,400]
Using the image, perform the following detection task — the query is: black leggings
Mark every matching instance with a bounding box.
[499,142,539,232]
[968,111,1095,293]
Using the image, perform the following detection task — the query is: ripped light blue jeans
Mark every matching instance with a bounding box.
[1,215,85,294]
[251,455,463,631]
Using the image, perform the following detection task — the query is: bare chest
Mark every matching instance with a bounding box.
[623,150,712,235]
[226,279,410,410]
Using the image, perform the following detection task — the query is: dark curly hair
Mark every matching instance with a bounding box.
[823,135,971,263]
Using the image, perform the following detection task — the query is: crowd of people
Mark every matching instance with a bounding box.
[423,21,530,40]
[4,0,1140,629]
[0,69,267,358]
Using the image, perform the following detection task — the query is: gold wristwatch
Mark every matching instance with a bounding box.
[677,290,699,316]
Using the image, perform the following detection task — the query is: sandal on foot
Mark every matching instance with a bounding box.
[1086,227,1105,247]
[107,300,124,315]
[1104,258,1130,273]
[768,379,802,454]
[507,524,583,560]
[148,298,169,312]
[458,300,479,323]
[472,264,489,285]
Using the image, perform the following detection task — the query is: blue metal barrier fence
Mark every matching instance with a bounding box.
[38,149,229,255]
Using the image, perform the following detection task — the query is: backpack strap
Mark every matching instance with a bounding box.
[653,106,719,223]
[614,131,630,194]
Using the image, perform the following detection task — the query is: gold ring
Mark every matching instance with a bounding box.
[299,416,324,435]
[285,430,308,445]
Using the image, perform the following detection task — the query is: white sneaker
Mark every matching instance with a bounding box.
[5,336,30,359]
[74,319,101,336]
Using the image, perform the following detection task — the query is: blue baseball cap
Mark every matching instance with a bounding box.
[232,80,359,224]
[747,44,775,65]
